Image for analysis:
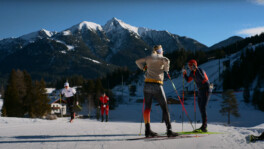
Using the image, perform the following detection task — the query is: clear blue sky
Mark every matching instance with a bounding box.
[1,0,264,46]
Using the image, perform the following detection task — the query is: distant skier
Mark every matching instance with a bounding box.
[61,82,77,123]
[100,93,109,122]
[182,59,212,132]
[135,45,178,137]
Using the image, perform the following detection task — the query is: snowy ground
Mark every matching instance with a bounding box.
[0,117,263,149]
[0,99,263,149]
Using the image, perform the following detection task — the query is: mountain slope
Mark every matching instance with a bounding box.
[209,36,243,51]
[0,18,208,80]
[0,37,117,80]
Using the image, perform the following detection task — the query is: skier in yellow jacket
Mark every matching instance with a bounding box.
[136,45,178,137]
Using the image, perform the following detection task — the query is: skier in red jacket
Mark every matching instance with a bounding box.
[99,93,109,122]
[182,59,212,132]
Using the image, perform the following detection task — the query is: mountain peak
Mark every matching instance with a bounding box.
[69,21,103,33]
[19,29,53,41]
[103,17,139,35]
[110,17,121,22]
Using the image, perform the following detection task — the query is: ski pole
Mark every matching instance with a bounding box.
[182,66,185,132]
[139,98,145,136]
[167,73,194,130]
[60,94,62,117]
[194,81,196,130]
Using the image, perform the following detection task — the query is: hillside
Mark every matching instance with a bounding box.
[208,36,243,51]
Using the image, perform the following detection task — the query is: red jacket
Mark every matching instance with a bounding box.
[184,67,210,90]
[100,95,109,105]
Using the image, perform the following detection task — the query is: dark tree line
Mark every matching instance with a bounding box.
[1,69,51,117]
[165,48,207,72]
[80,79,115,108]
[207,33,264,59]
[223,47,264,111]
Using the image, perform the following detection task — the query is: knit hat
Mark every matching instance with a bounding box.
[64,82,69,87]
[188,59,197,67]
[153,45,163,54]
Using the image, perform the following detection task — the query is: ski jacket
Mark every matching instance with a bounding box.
[135,54,170,85]
[61,87,76,98]
[100,95,109,105]
[184,67,210,90]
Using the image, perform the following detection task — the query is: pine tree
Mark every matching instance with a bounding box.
[2,70,24,117]
[23,70,33,115]
[2,70,51,118]
[30,79,51,118]
[94,79,104,107]
[220,89,240,124]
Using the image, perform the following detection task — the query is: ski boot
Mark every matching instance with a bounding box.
[70,118,74,123]
[101,115,104,122]
[145,123,158,137]
[250,135,258,142]
[167,129,179,137]
[106,115,108,122]
[69,113,75,123]
[246,135,258,143]
[193,126,207,133]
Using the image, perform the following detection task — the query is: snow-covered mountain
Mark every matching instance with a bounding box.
[0,17,208,60]
[20,29,55,41]
[0,17,209,80]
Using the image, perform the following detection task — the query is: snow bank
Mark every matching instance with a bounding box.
[46,88,56,94]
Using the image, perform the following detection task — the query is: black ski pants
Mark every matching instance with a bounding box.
[197,88,211,128]
[144,82,172,130]
[66,96,75,119]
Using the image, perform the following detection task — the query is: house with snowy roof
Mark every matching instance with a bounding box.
[49,97,67,116]
[46,88,67,116]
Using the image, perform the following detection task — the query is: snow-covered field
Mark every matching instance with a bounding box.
[0,98,263,149]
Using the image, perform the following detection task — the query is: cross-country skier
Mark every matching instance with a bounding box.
[182,59,212,132]
[135,45,179,137]
[99,93,109,122]
[61,82,77,123]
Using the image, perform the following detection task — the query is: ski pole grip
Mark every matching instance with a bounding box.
[167,73,171,79]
